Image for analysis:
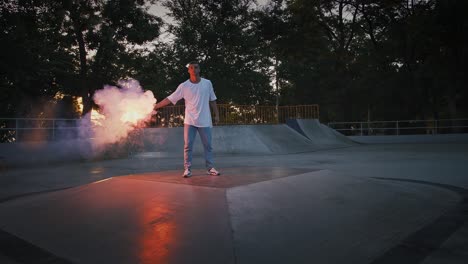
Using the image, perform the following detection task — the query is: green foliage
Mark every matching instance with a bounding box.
[0,0,162,117]
[1,0,467,122]
[160,0,274,105]
[254,0,468,122]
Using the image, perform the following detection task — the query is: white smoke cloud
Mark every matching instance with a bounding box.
[79,79,157,148]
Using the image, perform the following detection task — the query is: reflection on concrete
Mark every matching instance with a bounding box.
[139,204,176,264]
[0,176,234,263]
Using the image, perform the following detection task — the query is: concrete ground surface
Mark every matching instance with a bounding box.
[0,142,467,263]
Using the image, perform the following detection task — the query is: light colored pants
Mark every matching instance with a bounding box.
[184,125,214,170]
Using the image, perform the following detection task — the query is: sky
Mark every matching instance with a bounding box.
[148,0,270,43]
[148,0,270,24]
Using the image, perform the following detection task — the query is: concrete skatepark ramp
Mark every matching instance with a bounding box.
[142,124,320,157]
[288,119,356,147]
[0,119,354,165]
[141,120,354,157]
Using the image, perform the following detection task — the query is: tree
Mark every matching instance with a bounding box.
[259,0,364,121]
[59,0,163,116]
[0,0,76,117]
[432,0,468,124]
[0,0,162,118]
[160,0,274,105]
[2,0,467,124]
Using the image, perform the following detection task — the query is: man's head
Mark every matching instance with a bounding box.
[187,61,200,77]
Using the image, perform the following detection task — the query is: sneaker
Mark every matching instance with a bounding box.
[207,168,221,176]
[183,169,192,178]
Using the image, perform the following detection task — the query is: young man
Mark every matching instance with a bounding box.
[154,61,221,178]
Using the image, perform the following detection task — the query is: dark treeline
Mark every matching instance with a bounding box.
[1,0,467,122]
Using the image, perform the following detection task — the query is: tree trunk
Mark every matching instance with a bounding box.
[70,4,92,117]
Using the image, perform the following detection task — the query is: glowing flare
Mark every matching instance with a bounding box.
[117,90,156,125]
[90,109,106,126]
[121,111,142,124]
[75,97,106,126]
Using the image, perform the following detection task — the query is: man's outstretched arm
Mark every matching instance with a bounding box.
[155,98,173,110]
[210,100,220,124]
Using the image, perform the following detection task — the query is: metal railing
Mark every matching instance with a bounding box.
[328,119,468,136]
[0,118,80,143]
[1,104,319,142]
[148,104,319,127]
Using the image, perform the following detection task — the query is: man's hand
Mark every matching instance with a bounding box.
[214,115,220,124]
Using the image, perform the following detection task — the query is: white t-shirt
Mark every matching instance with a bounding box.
[167,78,217,127]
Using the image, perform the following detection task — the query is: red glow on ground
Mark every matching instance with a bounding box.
[139,204,176,263]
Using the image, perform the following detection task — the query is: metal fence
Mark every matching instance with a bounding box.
[0,118,80,143]
[1,104,319,142]
[328,119,468,136]
[151,104,319,127]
